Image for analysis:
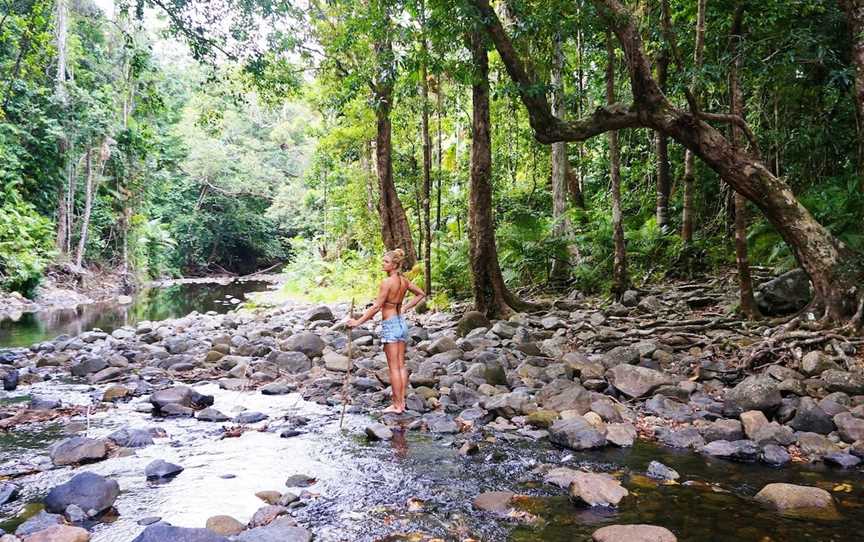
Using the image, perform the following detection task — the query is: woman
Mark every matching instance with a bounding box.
[347,249,426,413]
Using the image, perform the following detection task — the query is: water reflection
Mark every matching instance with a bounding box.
[0,281,274,348]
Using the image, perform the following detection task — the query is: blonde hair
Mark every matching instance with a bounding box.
[384,248,405,267]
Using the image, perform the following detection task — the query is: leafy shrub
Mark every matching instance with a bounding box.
[0,197,56,296]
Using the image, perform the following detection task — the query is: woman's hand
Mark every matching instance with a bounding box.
[346,318,360,328]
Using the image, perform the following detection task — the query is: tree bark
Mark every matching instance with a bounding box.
[54,0,70,254]
[655,3,672,231]
[373,29,417,271]
[419,1,433,296]
[729,4,760,319]
[467,30,531,318]
[607,34,628,299]
[75,149,94,268]
[471,0,864,324]
[841,0,864,190]
[549,30,571,285]
[681,0,707,244]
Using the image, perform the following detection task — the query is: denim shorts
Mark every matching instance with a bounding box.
[380,315,408,344]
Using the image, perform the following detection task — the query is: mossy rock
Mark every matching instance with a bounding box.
[458,311,491,337]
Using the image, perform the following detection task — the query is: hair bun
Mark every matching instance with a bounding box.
[385,248,406,265]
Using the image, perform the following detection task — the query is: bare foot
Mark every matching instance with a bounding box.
[382,405,401,414]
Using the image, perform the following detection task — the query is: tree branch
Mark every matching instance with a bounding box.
[147,0,237,61]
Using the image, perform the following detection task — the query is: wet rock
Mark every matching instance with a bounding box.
[592,524,677,542]
[15,512,64,537]
[645,395,695,422]
[605,423,637,447]
[701,440,759,462]
[150,386,214,414]
[365,424,393,441]
[760,444,791,466]
[568,472,629,507]
[458,311,491,337]
[44,472,119,517]
[543,467,580,489]
[145,460,184,480]
[656,427,704,449]
[754,483,834,512]
[549,417,607,450]
[0,482,19,505]
[796,432,841,457]
[607,365,672,399]
[473,491,514,513]
[284,474,315,488]
[107,427,154,448]
[236,518,311,542]
[248,505,288,528]
[823,452,861,469]
[20,525,90,542]
[834,412,864,443]
[282,333,325,358]
[49,437,107,466]
[304,306,333,322]
[427,416,459,434]
[601,346,640,368]
[196,408,229,422]
[647,461,679,481]
[820,370,864,395]
[205,516,244,536]
[131,524,231,542]
[234,412,268,424]
[701,419,744,442]
[724,376,782,414]
[754,268,812,316]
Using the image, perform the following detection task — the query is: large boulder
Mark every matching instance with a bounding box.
[131,524,231,542]
[457,311,491,337]
[724,376,782,414]
[788,398,835,434]
[549,417,607,450]
[107,427,155,448]
[754,483,834,512]
[569,472,629,506]
[150,386,214,414]
[145,460,184,480]
[49,437,107,466]
[833,412,864,443]
[323,352,351,372]
[282,332,325,358]
[304,306,333,322]
[592,525,677,542]
[236,518,311,542]
[606,365,673,398]
[820,370,864,395]
[267,351,311,374]
[70,358,107,377]
[44,472,119,517]
[701,440,759,462]
[754,268,812,316]
[542,384,592,414]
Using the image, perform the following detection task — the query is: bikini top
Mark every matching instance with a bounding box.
[382,275,407,312]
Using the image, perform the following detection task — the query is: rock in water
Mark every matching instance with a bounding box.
[647,461,680,481]
[568,472,629,506]
[236,518,312,542]
[472,491,515,513]
[49,437,107,466]
[107,427,155,448]
[549,417,607,450]
[196,408,229,422]
[365,424,393,441]
[15,512,64,537]
[44,472,119,517]
[754,483,834,512]
[145,460,184,480]
[0,482,20,505]
[150,386,214,414]
[592,524,677,542]
[131,524,231,542]
[19,525,90,542]
[205,516,245,536]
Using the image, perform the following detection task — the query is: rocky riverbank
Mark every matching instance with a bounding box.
[0,275,862,541]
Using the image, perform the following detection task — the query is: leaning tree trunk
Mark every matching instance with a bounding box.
[549,30,572,285]
[470,0,864,325]
[373,35,417,271]
[841,0,864,190]
[681,0,706,244]
[607,34,628,299]
[729,4,760,319]
[468,31,532,318]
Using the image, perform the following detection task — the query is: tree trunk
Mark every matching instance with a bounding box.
[471,0,864,325]
[841,0,864,189]
[419,3,433,296]
[607,34,628,299]
[54,0,70,254]
[728,4,760,319]
[75,149,94,268]
[654,54,671,230]
[468,30,530,318]
[373,33,417,271]
[549,30,571,285]
[436,75,443,232]
[681,0,707,244]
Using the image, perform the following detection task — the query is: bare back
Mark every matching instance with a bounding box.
[381,275,409,319]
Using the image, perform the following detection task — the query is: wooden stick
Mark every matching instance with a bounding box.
[339,298,355,429]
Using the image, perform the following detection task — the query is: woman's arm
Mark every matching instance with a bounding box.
[401,280,427,312]
[347,281,389,327]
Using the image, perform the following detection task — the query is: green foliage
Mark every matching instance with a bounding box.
[0,198,55,296]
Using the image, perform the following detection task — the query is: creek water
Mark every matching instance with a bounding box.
[0,280,275,349]
[0,282,863,541]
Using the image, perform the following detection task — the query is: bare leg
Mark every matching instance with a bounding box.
[383,342,402,412]
[397,341,408,411]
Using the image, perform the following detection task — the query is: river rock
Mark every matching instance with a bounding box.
[0,482,19,505]
[196,408,229,422]
[605,423,637,447]
[787,397,833,434]
[473,491,514,513]
[304,306,333,322]
[44,472,119,517]
[260,382,294,395]
[284,474,315,488]
[365,423,393,441]
[15,512,64,537]
[543,467,580,489]
[834,412,864,443]
[801,351,839,376]
[823,451,862,468]
[541,384,591,413]
[2,368,19,391]
[754,483,834,512]
[568,472,629,507]
[323,352,350,372]
[458,311,491,337]
[20,525,90,542]
[592,524,677,542]
[71,358,107,377]
[205,516,244,536]
[282,332,325,358]
[724,376,782,414]
[647,461,679,481]
[88,367,125,384]
[234,411,267,424]
[150,386,214,414]
[427,336,457,355]
[236,518,311,542]
[601,346,640,368]
[248,505,288,528]
[50,437,107,466]
[107,427,154,448]
[701,440,759,461]
[761,444,791,466]
[656,427,704,449]
[549,417,607,450]
[131,524,231,542]
[701,419,744,442]
[268,351,311,373]
[645,395,695,422]
[754,268,812,315]
[145,460,184,480]
[820,370,864,395]
[607,365,672,398]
